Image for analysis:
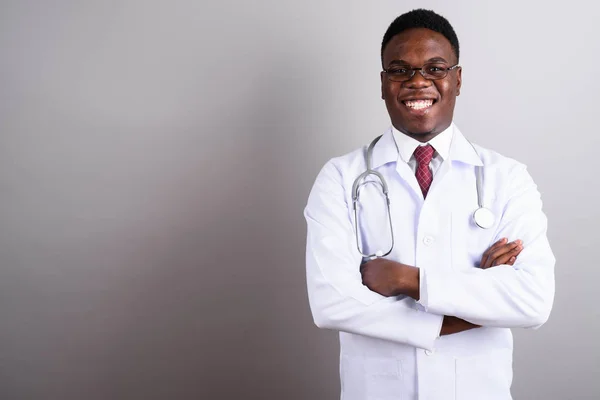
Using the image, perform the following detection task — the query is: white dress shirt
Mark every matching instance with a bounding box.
[391,124,454,177]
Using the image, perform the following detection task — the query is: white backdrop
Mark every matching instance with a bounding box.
[0,1,597,399]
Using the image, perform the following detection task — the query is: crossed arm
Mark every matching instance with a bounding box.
[361,239,523,335]
[305,161,555,350]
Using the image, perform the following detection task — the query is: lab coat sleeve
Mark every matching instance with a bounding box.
[305,160,443,350]
[419,163,555,329]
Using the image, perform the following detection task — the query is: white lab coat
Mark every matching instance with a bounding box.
[304,125,555,400]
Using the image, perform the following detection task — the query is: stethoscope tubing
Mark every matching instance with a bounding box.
[352,134,494,260]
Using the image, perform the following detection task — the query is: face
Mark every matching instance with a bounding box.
[381,28,462,142]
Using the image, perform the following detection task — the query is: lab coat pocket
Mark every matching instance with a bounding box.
[450,202,499,271]
[455,349,513,400]
[341,355,404,400]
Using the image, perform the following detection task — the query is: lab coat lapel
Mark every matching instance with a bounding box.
[370,128,398,169]
[427,126,483,197]
[428,157,451,197]
[395,160,424,199]
[371,128,423,199]
[448,126,484,167]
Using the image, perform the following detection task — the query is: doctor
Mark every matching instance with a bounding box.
[304,8,555,400]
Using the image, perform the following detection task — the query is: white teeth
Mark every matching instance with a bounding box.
[404,99,434,110]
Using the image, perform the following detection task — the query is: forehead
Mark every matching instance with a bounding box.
[382,28,455,65]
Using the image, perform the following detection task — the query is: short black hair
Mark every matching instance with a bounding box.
[381,9,460,66]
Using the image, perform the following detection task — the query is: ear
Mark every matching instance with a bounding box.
[455,66,462,96]
[380,71,385,99]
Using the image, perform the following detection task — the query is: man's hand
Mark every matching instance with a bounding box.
[441,238,525,335]
[479,238,523,269]
[360,258,419,298]
[440,315,480,335]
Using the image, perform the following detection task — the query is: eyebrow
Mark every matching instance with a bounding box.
[388,57,449,66]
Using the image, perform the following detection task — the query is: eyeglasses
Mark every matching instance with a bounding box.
[383,63,460,82]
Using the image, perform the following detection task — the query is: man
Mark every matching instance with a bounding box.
[304,9,555,400]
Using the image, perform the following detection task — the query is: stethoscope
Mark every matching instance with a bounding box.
[352,135,495,261]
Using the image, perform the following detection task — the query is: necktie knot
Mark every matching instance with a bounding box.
[414,144,435,166]
[413,144,435,198]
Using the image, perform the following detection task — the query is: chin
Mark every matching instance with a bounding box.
[396,121,438,137]
[408,129,435,137]
[393,114,453,139]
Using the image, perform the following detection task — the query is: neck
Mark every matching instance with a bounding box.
[404,131,438,143]
[394,124,451,143]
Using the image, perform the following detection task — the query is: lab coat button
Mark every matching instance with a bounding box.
[425,349,434,356]
[423,236,434,246]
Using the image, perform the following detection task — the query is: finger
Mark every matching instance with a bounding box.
[480,254,493,269]
[491,245,523,267]
[482,238,524,269]
[482,242,519,269]
[491,247,520,267]
[489,241,521,262]
[360,260,371,272]
[482,238,507,259]
[483,241,516,269]
[508,241,524,258]
[489,237,508,250]
[507,256,516,265]
[481,238,507,268]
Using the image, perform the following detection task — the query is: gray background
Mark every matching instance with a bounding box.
[0,1,597,399]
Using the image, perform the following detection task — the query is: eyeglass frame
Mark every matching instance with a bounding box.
[382,63,460,82]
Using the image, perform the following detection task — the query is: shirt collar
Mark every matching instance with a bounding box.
[392,124,453,163]
[370,123,482,169]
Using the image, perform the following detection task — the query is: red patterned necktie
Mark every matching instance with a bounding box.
[414,144,435,198]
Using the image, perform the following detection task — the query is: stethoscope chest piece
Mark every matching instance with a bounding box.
[473,207,495,229]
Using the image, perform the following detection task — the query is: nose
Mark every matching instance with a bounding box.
[404,70,432,89]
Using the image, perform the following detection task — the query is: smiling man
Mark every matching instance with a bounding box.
[381,23,459,142]
[304,9,555,400]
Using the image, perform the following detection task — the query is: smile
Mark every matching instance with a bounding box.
[402,99,436,110]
